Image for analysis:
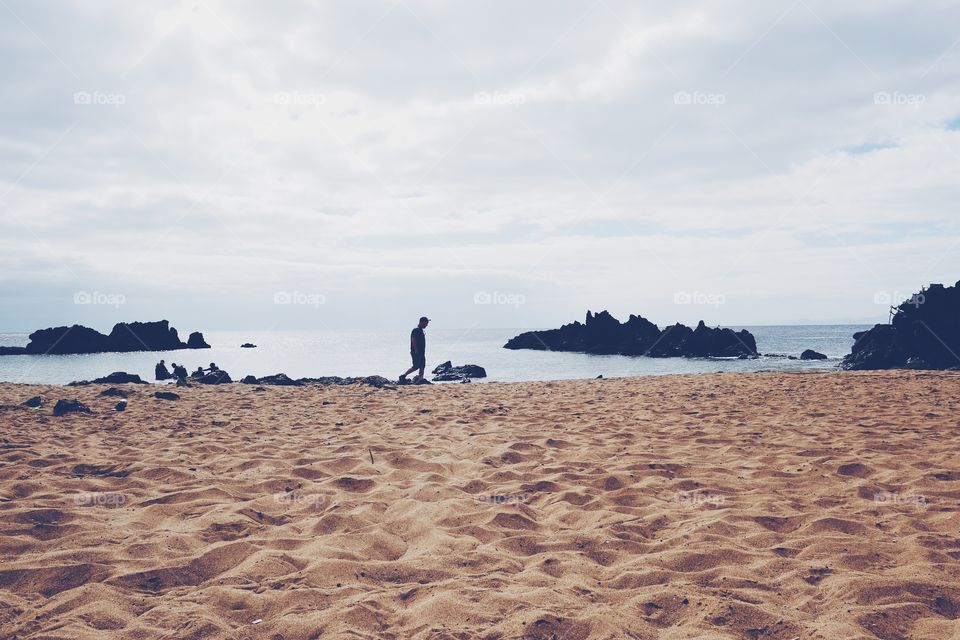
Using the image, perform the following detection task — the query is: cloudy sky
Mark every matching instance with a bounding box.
[2,0,959,331]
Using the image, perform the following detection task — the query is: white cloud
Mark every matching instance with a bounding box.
[2,0,960,330]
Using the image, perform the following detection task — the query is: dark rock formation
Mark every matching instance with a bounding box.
[26,325,112,355]
[192,370,233,385]
[0,320,211,355]
[241,373,396,389]
[53,399,91,416]
[114,400,127,412]
[99,388,128,398]
[504,311,758,358]
[241,343,257,348]
[843,282,960,370]
[431,361,487,382]
[91,372,148,385]
[23,396,43,408]
[187,332,210,349]
[397,377,432,385]
[800,349,828,360]
[154,391,180,401]
[108,321,185,352]
[245,373,303,386]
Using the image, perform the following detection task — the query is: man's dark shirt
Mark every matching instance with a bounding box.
[411,327,425,355]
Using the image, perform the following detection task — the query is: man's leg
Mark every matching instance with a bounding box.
[400,365,417,380]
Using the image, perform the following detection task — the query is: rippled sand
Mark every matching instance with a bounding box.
[1,371,958,639]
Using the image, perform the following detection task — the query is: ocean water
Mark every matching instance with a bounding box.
[0,325,869,385]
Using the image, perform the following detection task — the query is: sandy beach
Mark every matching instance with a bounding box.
[1,371,958,639]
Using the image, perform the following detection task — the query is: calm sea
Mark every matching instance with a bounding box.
[0,325,869,385]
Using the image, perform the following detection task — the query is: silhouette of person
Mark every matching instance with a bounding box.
[155,359,172,381]
[400,316,430,382]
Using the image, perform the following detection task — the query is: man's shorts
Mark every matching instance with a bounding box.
[411,352,426,368]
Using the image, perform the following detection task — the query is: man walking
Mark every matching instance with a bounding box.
[400,316,430,382]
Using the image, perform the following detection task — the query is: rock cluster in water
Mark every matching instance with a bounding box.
[0,320,210,356]
[431,361,487,382]
[504,311,758,358]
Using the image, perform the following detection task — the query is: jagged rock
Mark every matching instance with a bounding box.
[843,281,960,370]
[194,372,233,385]
[192,370,233,385]
[504,311,757,358]
[22,396,43,408]
[187,332,210,349]
[108,321,185,352]
[26,325,112,355]
[53,399,91,416]
[431,361,487,382]
[154,391,180,400]
[1,320,210,355]
[240,343,257,348]
[91,372,147,385]
[252,373,303,386]
[800,349,828,360]
[298,375,396,389]
[241,375,257,384]
[99,388,129,398]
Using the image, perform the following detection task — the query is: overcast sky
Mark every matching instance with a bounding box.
[2,0,959,332]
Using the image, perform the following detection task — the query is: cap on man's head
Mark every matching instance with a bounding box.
[419,316,430,323]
